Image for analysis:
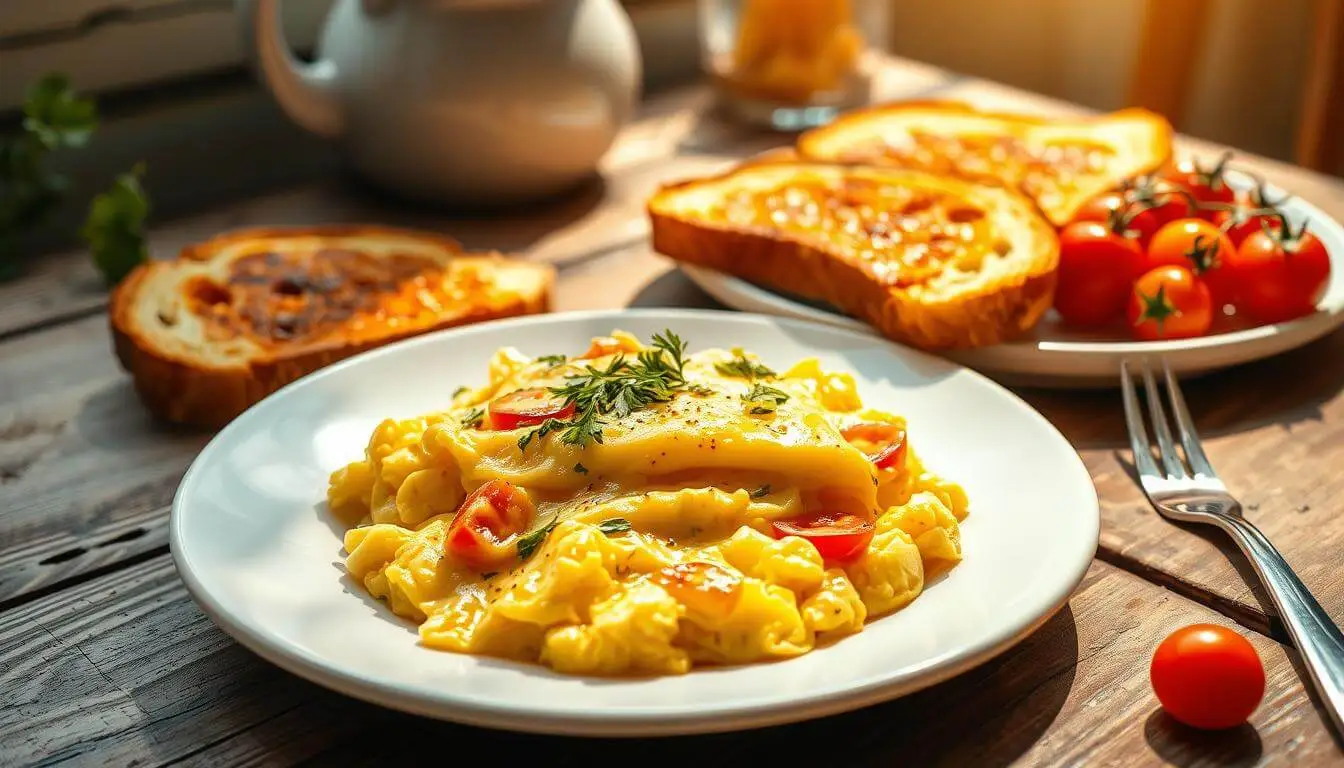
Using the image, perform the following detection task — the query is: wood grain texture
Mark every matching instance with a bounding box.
[1,557,1337,767]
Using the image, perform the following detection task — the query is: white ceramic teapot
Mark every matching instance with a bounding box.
[237,0,642,205]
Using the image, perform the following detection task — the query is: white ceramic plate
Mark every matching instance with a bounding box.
[170,309,1098,736]
[680,172,1344,388]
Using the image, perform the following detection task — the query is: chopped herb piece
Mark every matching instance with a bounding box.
[688,384,715,396]
[597,518,632,535]
[750,484,772,499]
[516,516,559,560]
[574,462,589,475]
[460,406,485,428]
[481,571,498,580]
[451,385,470,398]
[742,383,789,414]
[650,330,688,377]
[715,353,776,380]
[535,354,567,367]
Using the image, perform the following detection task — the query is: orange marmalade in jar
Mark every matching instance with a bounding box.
[700,0,886,128]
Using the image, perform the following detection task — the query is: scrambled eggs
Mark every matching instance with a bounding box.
[328,329,968,675]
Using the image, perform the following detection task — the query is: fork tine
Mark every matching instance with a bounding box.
[1142,361,1189,479]
[1163,360,1218,478]
[1120,360,1162,480]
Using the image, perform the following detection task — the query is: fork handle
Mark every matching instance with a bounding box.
[1217,513,1344,734]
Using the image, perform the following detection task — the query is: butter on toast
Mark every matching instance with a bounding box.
[110,225,553,428]
[648,162,1058,350]
[796,101,1173,226]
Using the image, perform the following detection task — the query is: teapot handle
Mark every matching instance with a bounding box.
[236,0,345,138]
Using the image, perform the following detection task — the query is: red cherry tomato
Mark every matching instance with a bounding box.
[771,512,876,561]
[1145,218,1239,308]
[1071,182,1189,250]
[1212,187,1285,248]
[840,422,907,470]
[445,480,536,570]
[1053,220,1144,327]
[488,388,576,430]
[1224,224,1332,324]
[1128,265,1214,341]
[652,561,744,617]
[1161,153,1237,218]
[1151,624,1265,729]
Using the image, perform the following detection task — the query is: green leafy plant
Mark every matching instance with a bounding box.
[82,163,150,286]
[0,73,98,278]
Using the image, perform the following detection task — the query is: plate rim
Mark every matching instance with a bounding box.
[169,307,1100,736]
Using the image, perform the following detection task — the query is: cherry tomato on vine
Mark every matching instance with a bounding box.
[1053,220,1145,328]
[1151,624,1265,730]
[1128,265,1213,341]
[1161,152,1238,217]
[1071,178,1190,249]
[1145,218,1239,308]
[1212,184,1285,248]
[1224,219,1332,324]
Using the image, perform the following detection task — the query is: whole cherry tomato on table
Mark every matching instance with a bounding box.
[1053,219,1145,328]
[1128,265,1214,341]
[1224,217,1332,324]
[1161,152,1238,218]
[1071,177,1191,250]
[1151,624,1265,730]
[1144,218,1239,308]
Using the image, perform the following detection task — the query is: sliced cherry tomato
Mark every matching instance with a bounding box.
[1151,624,1265,729]
[488,388,576,430]
[1128,265,1214,341]
[840,422,907,470]
[580,335,633,359]
[1071,180,1190,249]
[771,512,876,562]
[1161,153,1237,218]
[1053,220,1144,327]
[1224,220,1331,324]
[1145,218,1239,308]
[445,479,536,570]
[652,562,743,617]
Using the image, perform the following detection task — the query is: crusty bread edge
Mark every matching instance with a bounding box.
[647,168,1059,350]
[109,225,553,429]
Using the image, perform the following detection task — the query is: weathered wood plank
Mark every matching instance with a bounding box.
[1,557,1336,767]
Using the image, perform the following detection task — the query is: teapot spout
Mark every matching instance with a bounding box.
[238,0,345,139]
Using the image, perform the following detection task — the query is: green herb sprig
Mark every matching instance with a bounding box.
[597,518,632,535]
[742,382,789,414]
[518,330,691,451]
[714,353,776,381]
[535,354,567,368]
[82,163,150,286]
[460,406,486,429]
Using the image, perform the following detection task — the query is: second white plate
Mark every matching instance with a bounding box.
[680,172,1344,388]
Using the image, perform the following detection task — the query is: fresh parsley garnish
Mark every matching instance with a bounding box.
[516,517,559,560]
[518,329,693,450]
[460,407,485,428]
[82,162,150,286]
[742,383,789,414]
[715,353,776,380]
[749,484,772,499]
[451,385,470,398]
[535,354,567,368]
[574,462,589,475]
[597,518,632,535]
[1,73,98,279]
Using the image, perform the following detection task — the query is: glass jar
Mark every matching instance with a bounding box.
[699,0,888,130]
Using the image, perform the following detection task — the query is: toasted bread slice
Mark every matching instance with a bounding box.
[110,225,554,428]
[648,162,1058,350]
[796,101,1173,226]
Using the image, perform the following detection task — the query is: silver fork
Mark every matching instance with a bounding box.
[1121,359,1344,735]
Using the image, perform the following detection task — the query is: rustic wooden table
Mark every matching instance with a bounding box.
[3,56,1344,766]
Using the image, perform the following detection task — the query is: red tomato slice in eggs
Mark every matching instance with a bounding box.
[488,388,575,430]
[445,480,535,570]
[771,512,875,562]
[841,423,907,470]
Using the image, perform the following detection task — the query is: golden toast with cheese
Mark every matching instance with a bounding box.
[648,161,1059,350]
[796,101,1173,226]
[110,225,553,428]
